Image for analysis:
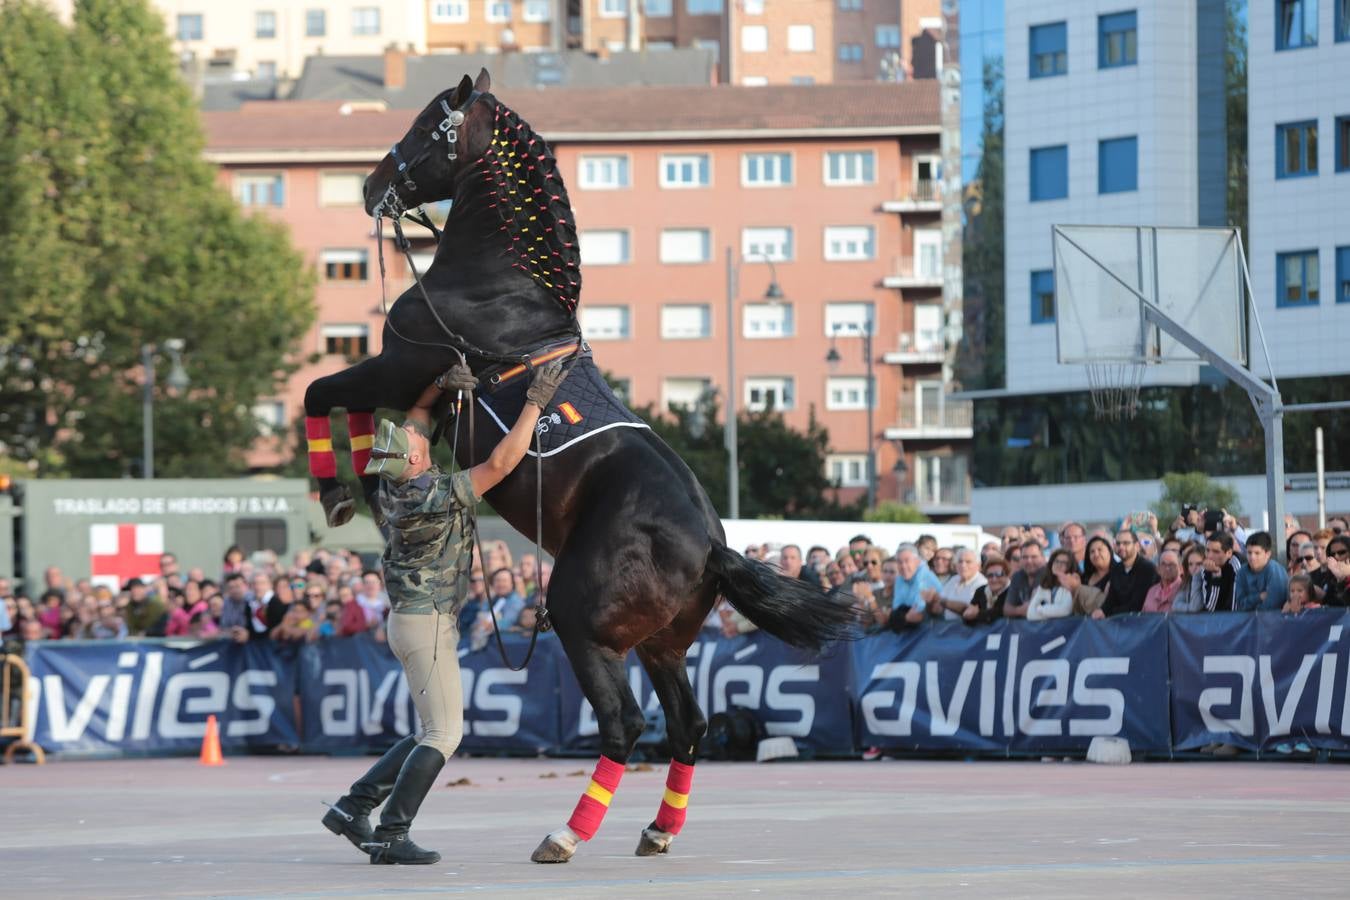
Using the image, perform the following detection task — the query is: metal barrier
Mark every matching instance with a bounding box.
[2,652,45,764]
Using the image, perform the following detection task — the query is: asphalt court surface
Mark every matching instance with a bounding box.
[6,755,1350,898]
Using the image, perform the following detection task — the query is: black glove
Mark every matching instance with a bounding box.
[435,362,477,392]
[525,361,568,408]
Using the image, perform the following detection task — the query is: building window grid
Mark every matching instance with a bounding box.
[661,304,712,339]
[743,303,794,338]
[1277,120,1319,178]
[1339,0,1350,41]
[743,152,791,186]
[742,227,793,262]
[1030,270,1056,323]
[578,229,631,265]
[1336,116,1350,171]
[1098,11,1137,68]
[824,302,874,336]
[824,150,875,185]
[432,1,469,21]
[663,377,712,411]
[1277,250,1320,307]
[1098,136,1139,194]
[1277,0,1318,50]
[875,24,900,48]
[742,25,768,52]
[236,173,284,207]
[305,8,326,35]
[645,0,672,15]
[745,377,794,412]
[177,14,203,41]
[352,7,381,35]
[600,0,627,17]
[1029,22,1067,78]
[323,250,369,282]
[486,0,511,23]
[660,154,711,188]
[837,0,863,10]
[524,0,551,21]
[1338,246,1350,303]
[686,0,722,14]
[322,325,369,357]
[826,376,872,411]
[838,42,864,62]
[660,228,712,264]
[581,306,631,340]
[256,10,276,38]
[578,155,630,189]
[824,226,875,261]
[1030,144,1069,201]
[827,454,868,488]
[787,25,815,52]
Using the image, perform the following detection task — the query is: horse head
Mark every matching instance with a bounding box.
[363,69,494,218]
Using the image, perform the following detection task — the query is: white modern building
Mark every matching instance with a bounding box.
[1001,0,1227,396]
[1248,0,1350,380]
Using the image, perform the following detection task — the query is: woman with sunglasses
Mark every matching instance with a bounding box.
[1308,537,1350,606]
[962,556,1011,625]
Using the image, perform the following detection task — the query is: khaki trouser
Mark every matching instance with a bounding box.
[387,611,464,759]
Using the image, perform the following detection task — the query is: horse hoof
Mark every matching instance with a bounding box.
[530,829,577,864]
[635,827,674,856]
[321,485,355,528]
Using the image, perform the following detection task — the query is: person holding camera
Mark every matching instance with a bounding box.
[321,360,568,866]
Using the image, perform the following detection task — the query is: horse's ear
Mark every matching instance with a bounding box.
[474,68,491,93]
[450,73,473,107]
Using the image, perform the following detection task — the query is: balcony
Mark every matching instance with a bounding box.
[883,331,945,365]
[903,474,971,515]
[882,178,942,213]
[884,396,974,440]
[882,255,944,290]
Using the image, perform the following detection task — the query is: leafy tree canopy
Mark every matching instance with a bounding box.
[1151,471,1242,523]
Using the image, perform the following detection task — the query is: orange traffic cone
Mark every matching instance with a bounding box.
[199,714,225,766]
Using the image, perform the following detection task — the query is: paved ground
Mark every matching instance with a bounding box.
[5,755,1350,898]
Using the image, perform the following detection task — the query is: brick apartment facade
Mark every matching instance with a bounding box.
[203,81,971,518]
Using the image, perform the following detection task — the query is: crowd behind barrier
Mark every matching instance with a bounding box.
[5,509,1350,760]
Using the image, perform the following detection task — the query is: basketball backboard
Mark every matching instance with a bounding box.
[1052,225,1247,367]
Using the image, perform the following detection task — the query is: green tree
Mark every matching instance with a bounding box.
[1151,471,1242,522]
[1225,0,1248,244]
[863,501,930,524]
[956,57,1005,391]
[0,0,314,477]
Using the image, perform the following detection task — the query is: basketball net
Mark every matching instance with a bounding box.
[1084,361,1145,421]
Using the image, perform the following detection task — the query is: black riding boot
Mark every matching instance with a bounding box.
[322,735,418,852]
[367,744,447,865]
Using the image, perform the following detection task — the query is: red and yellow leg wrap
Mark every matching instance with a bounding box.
[347,412,375,476]
[653,761,694,835]
[305,416,336,479]
[566,756,625,841]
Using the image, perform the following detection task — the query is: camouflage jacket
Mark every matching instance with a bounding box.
[376,467,477,615]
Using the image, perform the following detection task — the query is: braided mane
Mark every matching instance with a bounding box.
[475,100,582,313]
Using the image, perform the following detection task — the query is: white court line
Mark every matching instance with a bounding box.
[188,652,219,670]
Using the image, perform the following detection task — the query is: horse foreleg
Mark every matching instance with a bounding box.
[531,644,646,864]
[634,645,708,856]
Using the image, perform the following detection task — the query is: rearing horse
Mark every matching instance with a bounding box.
[303,70,857,863]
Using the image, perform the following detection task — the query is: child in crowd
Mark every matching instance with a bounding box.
[1283,574,1321,614]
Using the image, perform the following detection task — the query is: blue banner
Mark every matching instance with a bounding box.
[853,617,1171,754]
[1169,610,1350,751]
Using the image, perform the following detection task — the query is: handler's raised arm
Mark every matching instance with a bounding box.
[469,361,568,497]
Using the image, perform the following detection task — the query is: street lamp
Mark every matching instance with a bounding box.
[142,339,189,479]
[826,321,876,511]
[724,247,784,520]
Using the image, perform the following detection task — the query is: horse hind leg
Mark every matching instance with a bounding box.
[303,357,400,527]
[531,643,646,864]
[634,643,707,857]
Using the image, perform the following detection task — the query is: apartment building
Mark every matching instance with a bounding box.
[202,81,972,516]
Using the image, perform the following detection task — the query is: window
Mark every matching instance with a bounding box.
[322,324,369,356]
[235,173,284,207]
[824,150,875,185]
[686,0,722,13]
[824,226,875,261]
[745,377,794,412]
[432,2,468,22]
[252,401,286,436]
[256,61,276,81]
[838,42,864,62]
[1098,11,1137,68]
[663,377,711,411]
[578,155,629,189]
[742,226,792,261]
[1276,250,1319,307]
[790,75,816,85]
[661,228,712,263]
[788,25,815,52]
[486,0,511,21]
[256,10,276,38]
[742,25,768,52]
[837,0,863,10]
[352,7,381,34]
[524,0,552,20]
[1277,121,1318,178]
[660,154,711,187]
[1030,270,1056,323]
[661,304,711,339]
[177,13,203,41]
[1098,136,1138,193]
[914,229,942,278]
[305,8,326,35]
[1339,116,1350,171]
[827,454,868,488]
[646,0,672,16]
[1338,246,1350,303]
[600,0,626,16]
[580,305,631,340]
[1340,0,1350,41]
[235,518,288,556]
[743,0,764,13]
[1030,145,1068,201]
[743,152,792,186]
[579,229,630,265]
[913,304,943,351]
[824,302,874,336]
[826,376,871,411]
[319,172,365,206]
[322,250,368,281]
[692,38,720,63]
[1277,0,1318,49]
[1029,22,1067,77]
[742,76,769,86]
[743,303,794,338]
[875,24,900,48]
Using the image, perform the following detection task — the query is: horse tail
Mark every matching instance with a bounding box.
[705,540,862,654]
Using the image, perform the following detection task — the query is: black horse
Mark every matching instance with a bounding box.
[304,70,857,863]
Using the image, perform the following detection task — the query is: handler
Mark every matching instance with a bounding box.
[322,360,567,865]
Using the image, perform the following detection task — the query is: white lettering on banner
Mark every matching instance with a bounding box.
[861,662,920,736]
[43,674,110,742]
[1069,658,1129,735]
[1198,655,1256,735]
[229,671,278,737]
[321,670,359,736]
[576,667,662,738]
[105,655,138,742]
[52,496,292,516]
[764,666,817,737]
[469,669,527,736]
[926,660,976,736]
[1259,654,1317,737]
[1019,659,1070,736]
[158,672,228,738]
[712,665,763,713]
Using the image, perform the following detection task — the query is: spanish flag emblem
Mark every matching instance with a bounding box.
[558,401,583,425]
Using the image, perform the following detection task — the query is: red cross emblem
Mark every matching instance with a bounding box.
[90,523,164,591]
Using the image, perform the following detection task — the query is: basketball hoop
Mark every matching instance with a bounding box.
[1084,361,1145,421]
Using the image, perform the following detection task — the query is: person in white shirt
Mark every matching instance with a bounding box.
[934,548,987,620]
[1027,549,1105,621]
